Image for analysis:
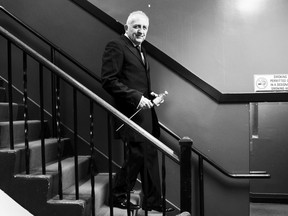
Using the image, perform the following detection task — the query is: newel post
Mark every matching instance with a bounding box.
[179,137,192,213]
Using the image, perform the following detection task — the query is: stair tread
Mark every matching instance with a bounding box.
[0,120,41,125]
[60,173,142,214]
[47,197,88,204]
[13,155,89,176]
[0,102,17,105]
[97,205,137,216]
[12,137,69,149]
[64,173,109,195]
[0,137,57,150]
[43,156,90,173]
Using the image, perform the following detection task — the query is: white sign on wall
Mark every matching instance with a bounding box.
[254,74,288,92]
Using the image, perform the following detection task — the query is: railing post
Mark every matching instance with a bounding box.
[89,100,96,216]
[107,114,114,216]
[179,137,192,214]
[23,52,30,174]
[7,41,14,150]
[50,47,57,137]
[39,64,46,175]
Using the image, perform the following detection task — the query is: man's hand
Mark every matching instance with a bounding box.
[138,96,154,109]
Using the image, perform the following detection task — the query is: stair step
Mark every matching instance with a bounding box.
[0,120,46,147]
[12,138,71,173]
[0,102,24,121]
[63,173,110,211]
[13,155,90,201]
[46,197,91,216]
[0,78,4,87]
[45,156,91,198]
[0,87,6,102]
[62,173,142,215]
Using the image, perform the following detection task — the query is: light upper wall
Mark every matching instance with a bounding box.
[89,0,288,92]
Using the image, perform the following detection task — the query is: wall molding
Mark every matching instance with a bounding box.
[250,192,288,204]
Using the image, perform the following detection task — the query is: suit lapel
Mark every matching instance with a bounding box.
[121,35,151,91]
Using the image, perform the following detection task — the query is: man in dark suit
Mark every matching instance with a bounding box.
[101,11,173,213]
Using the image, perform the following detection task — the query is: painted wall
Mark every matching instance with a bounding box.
[89,0,288,93]
[1,0,279,215]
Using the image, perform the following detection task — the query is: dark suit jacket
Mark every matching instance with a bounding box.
[101,35,160,141]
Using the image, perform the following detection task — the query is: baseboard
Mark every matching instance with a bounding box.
[250,192,288,204]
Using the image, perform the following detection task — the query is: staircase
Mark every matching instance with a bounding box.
[0,78,144,216]
[0,23,178,215]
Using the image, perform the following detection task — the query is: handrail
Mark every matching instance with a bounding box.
[159,122,270,179]
[0,6,100,83]
[0,6,269,179]
[0,26,179,164]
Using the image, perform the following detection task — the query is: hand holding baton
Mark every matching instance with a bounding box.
[116,91,168,132]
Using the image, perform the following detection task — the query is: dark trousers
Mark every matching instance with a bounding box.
[112,140,162,207]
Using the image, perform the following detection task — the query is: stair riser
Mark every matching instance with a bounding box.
[0,121,44,147]
[0,104,18,121]
[0,103,24,121]
[0,151,17,190]
[10,156,91,215]
[0,79,4,87]
[46,199,90,216]
[0,87,6,102]
[13,138,71,173]
[10,175,51,215]
[48,157,91,198]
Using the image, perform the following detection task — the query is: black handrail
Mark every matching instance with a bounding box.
[0,26,181,214]
[0,26,179,164]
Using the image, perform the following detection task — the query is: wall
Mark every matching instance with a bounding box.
[0,0,253,216]
[89,0,288,93]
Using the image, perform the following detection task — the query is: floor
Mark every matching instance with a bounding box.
[250,203,288,216]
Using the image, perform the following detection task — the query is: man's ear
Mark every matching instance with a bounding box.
[124,24,128,32]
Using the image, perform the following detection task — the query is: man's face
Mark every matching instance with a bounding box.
[125,15,149,46]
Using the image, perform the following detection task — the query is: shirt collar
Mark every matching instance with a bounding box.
[124,33,141,48]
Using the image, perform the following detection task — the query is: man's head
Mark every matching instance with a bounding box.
[125,11,149,46]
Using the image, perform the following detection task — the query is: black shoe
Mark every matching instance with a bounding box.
[113,199,140,210]
[143,206,175,212]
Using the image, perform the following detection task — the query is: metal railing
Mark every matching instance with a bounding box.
[160,122,270,215]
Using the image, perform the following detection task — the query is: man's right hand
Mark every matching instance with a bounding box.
[138,96,154,109]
